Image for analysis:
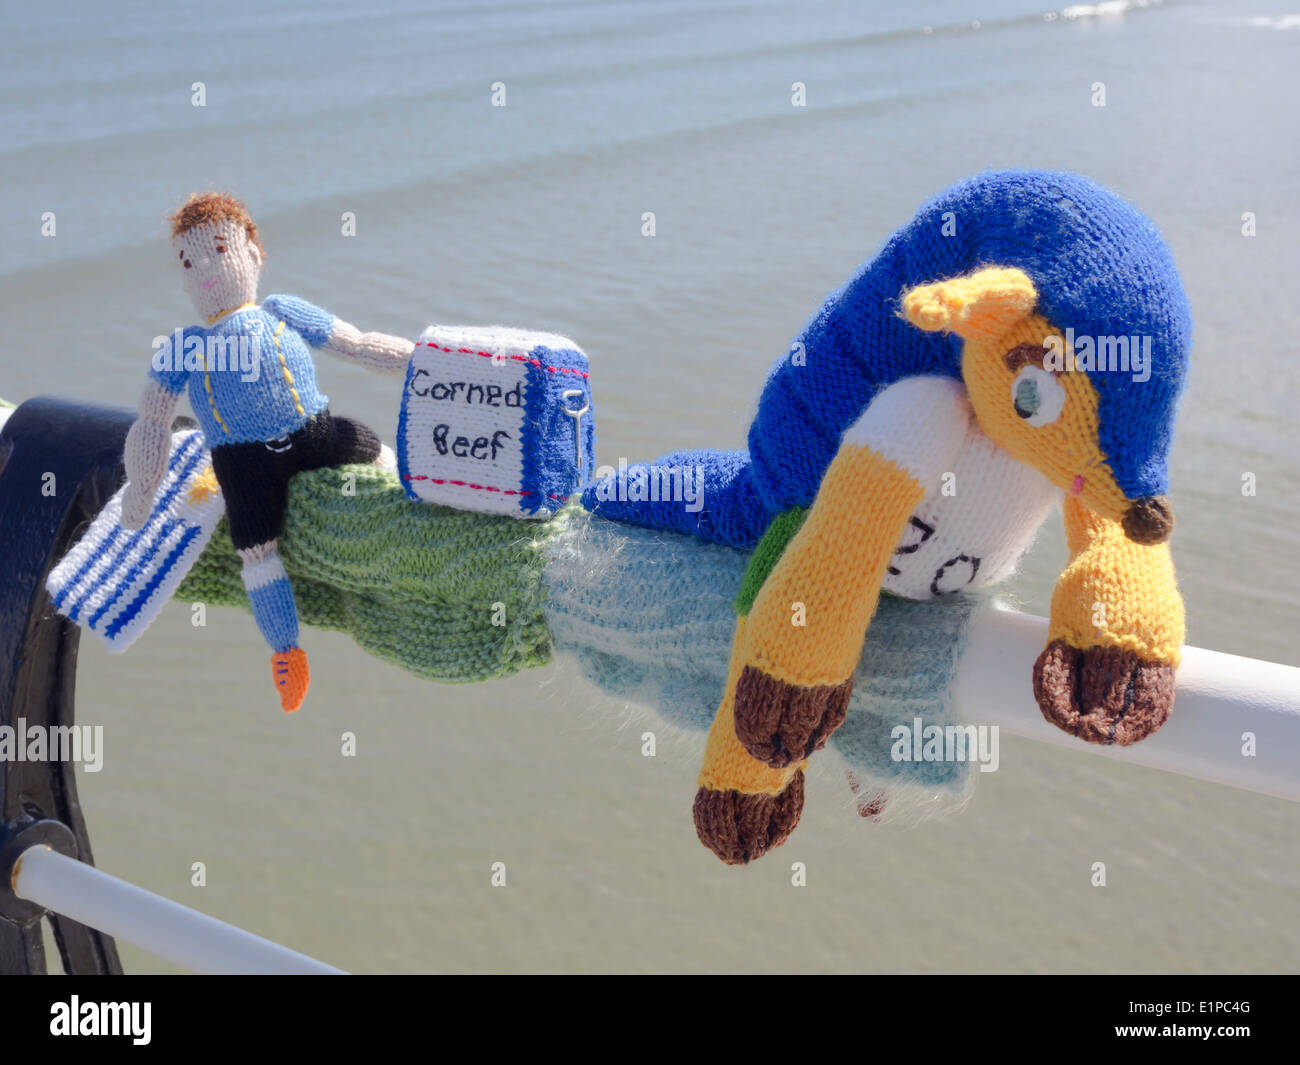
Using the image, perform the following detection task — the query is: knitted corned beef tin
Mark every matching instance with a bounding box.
[397,324,595,517]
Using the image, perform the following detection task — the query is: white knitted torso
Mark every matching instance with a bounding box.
[842,375,1060,602]
[881,419,1058,599]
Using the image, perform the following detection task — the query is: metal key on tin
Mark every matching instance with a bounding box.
[560,389,589,476]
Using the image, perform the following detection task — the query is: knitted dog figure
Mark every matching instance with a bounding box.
[584,170,1190,863]
[121,193,414,712]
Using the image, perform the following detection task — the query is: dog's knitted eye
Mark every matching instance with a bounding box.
[1011,365,1065,426]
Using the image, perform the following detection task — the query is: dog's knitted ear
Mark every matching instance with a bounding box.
[901,266,1037,343]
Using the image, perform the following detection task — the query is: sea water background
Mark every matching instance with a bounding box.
[1,0,1297,973]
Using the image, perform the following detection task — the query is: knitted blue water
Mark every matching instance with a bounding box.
[582,169,1192,548]
[541,511,984,817]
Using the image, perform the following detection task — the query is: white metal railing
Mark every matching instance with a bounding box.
[957,606,1300,801]
[12,845,345,974]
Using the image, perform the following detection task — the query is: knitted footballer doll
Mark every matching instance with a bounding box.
[584,169,1190,864]
[120,193,414,712]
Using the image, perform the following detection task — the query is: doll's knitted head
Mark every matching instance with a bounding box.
[169,192,265,322]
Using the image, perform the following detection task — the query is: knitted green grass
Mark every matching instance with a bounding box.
[177,463,568,682]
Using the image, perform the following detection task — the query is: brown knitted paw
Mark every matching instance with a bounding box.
[732,666,851,768]
[1033,639,1176,746]
[692,771,805,865]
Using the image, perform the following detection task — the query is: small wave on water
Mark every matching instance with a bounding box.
[1246,13,1300,30]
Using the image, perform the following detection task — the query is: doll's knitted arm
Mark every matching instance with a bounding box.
[694,376,970,863]
[262,294,413,376]
[321,319,415,376]
[121,379,182,529]
[1034,494,1184,745]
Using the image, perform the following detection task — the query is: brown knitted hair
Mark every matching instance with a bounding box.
[168,192,265,258]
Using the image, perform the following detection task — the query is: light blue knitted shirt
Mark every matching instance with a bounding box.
[149,294,335,445]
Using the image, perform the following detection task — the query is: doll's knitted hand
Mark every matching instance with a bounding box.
[1032,497,1183,745]
[121,416,171,529]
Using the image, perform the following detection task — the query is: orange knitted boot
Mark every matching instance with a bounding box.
[271,647,310,713]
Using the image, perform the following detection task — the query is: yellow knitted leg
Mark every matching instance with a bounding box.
[698,617,804,795]
[732,446,924,768]
[693,445,925,864]
[693,616,808,865]
[1034,495,1185,745]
